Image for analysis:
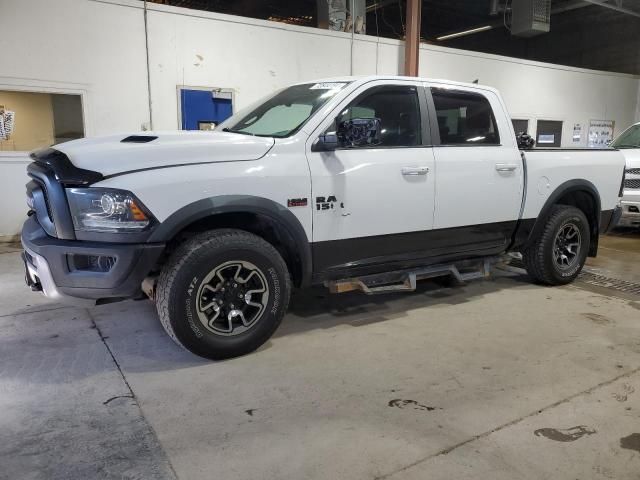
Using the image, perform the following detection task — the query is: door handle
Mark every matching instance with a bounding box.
[495,163,518,172]
[401,166,429,176]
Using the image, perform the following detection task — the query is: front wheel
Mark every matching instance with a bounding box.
[155,229,291,360]
[523,205,590,286]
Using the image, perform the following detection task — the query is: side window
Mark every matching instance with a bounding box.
[334,85,421,147]
[431,88,500,145]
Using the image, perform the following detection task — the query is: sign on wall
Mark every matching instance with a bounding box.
[588,120,614,148]
[572,123,582,144]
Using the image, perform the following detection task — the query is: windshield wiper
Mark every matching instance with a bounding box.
[222,127,255,136]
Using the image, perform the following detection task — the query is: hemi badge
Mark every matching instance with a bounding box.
[287,198,308,208]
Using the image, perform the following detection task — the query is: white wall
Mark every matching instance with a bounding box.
[0,0,639,238]
[0,0,150,238]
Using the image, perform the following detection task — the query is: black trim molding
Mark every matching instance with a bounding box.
[312,220,518,281]
[149,195,313,287]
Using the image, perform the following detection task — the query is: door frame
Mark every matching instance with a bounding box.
[176,85,236,130]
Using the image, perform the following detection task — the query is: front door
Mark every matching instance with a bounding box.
[306,81,436,277]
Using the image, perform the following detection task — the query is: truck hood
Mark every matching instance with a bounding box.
[54,131,275,177]
[619,148,640,169]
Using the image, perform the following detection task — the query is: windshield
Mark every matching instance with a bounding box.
[218,82,349,138]
[611,124,640,149]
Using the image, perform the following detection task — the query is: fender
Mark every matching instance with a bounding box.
[148,195,312,287]
[521,179,602,256]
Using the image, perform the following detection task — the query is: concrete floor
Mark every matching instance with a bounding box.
[1,231,640,480]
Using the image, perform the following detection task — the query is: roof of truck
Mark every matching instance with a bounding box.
[295,75,499,94]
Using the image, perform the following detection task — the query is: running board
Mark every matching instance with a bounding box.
[326,256,508,295]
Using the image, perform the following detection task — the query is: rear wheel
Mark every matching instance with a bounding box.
[155,229,291,360]
[523,205,590,285]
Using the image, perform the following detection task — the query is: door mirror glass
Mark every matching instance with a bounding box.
[337,117,381,148]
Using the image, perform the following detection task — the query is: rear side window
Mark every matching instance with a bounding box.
[431,88,500,145]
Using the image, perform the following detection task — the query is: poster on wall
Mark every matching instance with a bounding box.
[572,123,582,144]
[0,107,16,141]
[588,120,614,148]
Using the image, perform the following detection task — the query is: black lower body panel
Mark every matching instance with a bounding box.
[600,208,620,234]
[312,220,517,282]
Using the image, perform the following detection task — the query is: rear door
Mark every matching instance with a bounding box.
[306,80,436,276]
[426,84,523,252]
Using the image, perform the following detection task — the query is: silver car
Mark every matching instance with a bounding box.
[612,122,640,228]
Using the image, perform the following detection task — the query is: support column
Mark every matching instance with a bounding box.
[404,0,421,76]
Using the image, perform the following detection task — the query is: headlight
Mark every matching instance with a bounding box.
[66,188,153,233]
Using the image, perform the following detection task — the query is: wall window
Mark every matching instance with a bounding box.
[334,85,421,147]
[431,89,500,145]
[0,91,84,152]
[536,120,563,147]
[511,119,529,135]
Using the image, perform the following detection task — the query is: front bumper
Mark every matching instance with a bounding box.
[617,191,640,228]
[21,216,165,301]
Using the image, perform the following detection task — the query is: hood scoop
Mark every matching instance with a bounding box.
[121,135,158,143]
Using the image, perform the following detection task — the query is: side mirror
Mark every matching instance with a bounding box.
[516,131,535,150]
[312,133,339,152]
[337,117,382,148]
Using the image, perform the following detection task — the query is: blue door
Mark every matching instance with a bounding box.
[180,89,233,130]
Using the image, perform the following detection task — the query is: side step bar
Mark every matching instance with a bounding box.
[326,255,513,295]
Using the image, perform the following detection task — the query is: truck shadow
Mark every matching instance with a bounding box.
[274,271,534,339]
[86,270,537,372]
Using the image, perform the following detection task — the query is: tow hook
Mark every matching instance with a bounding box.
[142,275,158,300]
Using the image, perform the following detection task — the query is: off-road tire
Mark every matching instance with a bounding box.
[523,205,590,286]
[155,229,291,360]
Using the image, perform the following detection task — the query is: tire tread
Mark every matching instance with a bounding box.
[523,205,588,286]
[155,229,291,356]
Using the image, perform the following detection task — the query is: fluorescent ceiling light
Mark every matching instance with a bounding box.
[437,25,493,41]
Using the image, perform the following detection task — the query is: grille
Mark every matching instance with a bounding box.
[33,180,53,221]
[578,272,640,296]
[506,258,640,296]
[626,168,640,175]
[624,179,640,189]
[533,0,551,22]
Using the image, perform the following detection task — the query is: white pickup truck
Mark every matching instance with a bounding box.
[22,76,625,359]
[611,122,640,227]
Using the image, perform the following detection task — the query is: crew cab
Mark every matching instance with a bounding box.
[21,76,625,360]
[611,122,640,227]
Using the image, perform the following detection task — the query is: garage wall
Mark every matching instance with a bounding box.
[0,0,639,238]
[0,0,150,239]
[146,3,639,143]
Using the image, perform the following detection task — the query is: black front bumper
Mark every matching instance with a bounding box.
[22,216,165,301]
